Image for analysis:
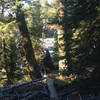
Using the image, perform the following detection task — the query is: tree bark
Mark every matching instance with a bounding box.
[57,1,67,72]
[16,6,41,79]
[57,26,67,72]
[2,38,12,84]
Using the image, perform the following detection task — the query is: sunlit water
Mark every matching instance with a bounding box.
[40,38,54,58]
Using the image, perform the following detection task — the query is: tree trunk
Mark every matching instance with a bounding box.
[57,26,67,72]
[57,1,67,72]
[16,6,41,79]
[2,38,12,84]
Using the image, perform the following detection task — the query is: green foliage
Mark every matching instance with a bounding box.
[0,0,99,91]
[0,19,24,85]
[71,78,100,92]
[0,0,45,85]
[26,0,43,37]
[57,0,100,77]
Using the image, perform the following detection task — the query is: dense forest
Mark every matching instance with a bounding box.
[0,0,100,99]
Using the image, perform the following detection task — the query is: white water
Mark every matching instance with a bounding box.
[40,38,54,57]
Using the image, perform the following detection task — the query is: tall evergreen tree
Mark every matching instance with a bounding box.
[16,5,41,79]
[57,0,68,72]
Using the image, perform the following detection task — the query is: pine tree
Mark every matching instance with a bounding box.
[16,5,41,79]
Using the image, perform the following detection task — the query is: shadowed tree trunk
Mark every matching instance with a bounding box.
[2,38,12,84]
[16,6,41,79]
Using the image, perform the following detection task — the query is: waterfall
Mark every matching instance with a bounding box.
[40,38,54,58]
